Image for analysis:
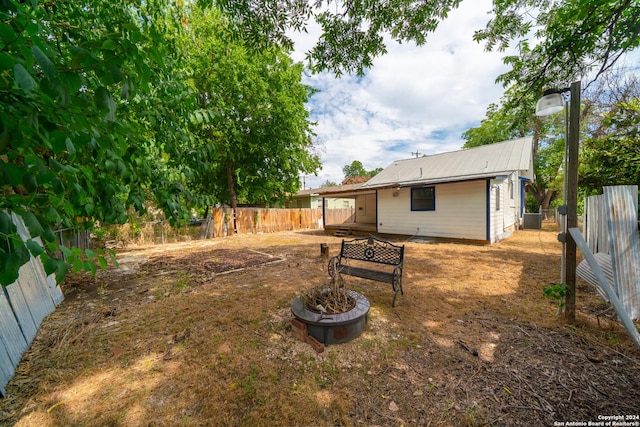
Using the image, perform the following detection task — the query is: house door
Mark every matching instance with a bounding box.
[355,194,376,224]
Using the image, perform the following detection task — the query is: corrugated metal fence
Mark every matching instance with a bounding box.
[578,185,640,320]
[0,213,64,397]
[583,194,610,254]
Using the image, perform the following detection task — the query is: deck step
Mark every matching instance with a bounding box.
[334,227,350,237]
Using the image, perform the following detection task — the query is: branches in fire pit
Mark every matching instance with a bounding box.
[303,273,355,314]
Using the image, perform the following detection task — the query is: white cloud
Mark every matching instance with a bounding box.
[291,0,514,188]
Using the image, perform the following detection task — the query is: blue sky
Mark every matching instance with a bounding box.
[289,0,513,189]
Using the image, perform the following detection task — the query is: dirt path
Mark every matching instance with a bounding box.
[1,225,639,426]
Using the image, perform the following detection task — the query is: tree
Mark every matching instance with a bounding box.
[341,161,381,185]
[462,87,565,212]
[343,161,367,179]
[183,7,321,218]
[320,180,338,188]
[208,0,463,76]
[207,1,640,82]
[0,0,196,285]
[581,98,640,192]
[475,0,640,98]
[462,86,530,148]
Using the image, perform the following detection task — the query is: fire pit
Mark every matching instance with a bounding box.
[291,289,370,345]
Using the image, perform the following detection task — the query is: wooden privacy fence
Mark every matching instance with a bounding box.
[209,207,324,236]
[206,207,356,236]
[323,208,355,225]
[100,208,357,245]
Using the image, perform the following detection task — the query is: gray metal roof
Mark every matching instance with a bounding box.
[362,136,533,189]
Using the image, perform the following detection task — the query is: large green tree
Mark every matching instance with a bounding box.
[183,7,321,216]
[342,160,382,184]
[0,0,198,285]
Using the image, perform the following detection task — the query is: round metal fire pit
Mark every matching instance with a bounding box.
[291,290,370,345]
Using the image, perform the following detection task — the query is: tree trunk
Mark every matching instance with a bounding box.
[226,161,238,233]
[527,185,555,219]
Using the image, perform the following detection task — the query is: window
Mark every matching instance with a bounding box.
[509,178,514,199]
[411,187,435,211]
[495,187,501,211]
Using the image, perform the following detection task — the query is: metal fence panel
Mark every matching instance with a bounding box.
[604,185,640,320]
[584,194,609,254]
[0,212,65,396]
[0,291,29,367]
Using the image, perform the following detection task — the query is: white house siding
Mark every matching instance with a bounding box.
[324,198,355,209]
[377,181,487,241]
[489,173,521,243]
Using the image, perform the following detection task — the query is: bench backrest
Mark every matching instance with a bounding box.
[340,236,404,266]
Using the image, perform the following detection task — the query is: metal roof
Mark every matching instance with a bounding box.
[361,136,533,189]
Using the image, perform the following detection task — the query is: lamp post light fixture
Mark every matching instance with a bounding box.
[535,81,581,323]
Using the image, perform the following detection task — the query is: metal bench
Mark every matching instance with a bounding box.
[327,236,405,307]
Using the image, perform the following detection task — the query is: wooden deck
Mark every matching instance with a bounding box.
[324,222,377,237]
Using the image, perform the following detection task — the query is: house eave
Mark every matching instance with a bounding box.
[360,172,512,190]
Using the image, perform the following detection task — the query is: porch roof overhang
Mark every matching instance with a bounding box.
[313,183,373,198]
[316,189,376,198]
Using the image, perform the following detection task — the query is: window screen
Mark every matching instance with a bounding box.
[411,187,435,211]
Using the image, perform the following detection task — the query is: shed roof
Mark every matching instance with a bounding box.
[361,136,533,189]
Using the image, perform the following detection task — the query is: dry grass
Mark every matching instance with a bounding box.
[2,224,639,426]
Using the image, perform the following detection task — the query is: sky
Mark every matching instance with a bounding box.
[289,0,515,189]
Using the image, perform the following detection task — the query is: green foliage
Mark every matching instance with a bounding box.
[319,180,337,188]
[476,0,640,96]
[342,161,367,179]
[0,0,197,285]
[183,7,321,209]
[542,283,568,312]
[580,98,640,192]
[210,0,462,76]
[462,87,533,148]
[525,194,539,213]
[342,160,381,183]
[462,86,566,210]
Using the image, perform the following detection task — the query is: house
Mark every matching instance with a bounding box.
[285,188,322,209]
[287,185,357,209]
[317,137,534,244]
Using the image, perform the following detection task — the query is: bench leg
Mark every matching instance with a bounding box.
[392,288,400,307]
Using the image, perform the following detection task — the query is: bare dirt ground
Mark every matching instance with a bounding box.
[1,224,640,426]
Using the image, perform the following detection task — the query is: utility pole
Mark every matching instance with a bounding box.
[564,80,581,323]
[411,150,422,158]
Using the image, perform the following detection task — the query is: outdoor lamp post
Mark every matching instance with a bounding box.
[535,81,581,323]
